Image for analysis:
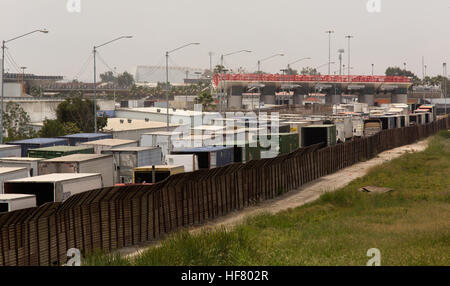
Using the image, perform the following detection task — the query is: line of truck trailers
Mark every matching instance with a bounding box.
[0,103,436,213]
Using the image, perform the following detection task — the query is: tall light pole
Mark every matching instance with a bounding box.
[403,62,407,71]
[219,50,251,112]
[257,53,284,113]
[93,35,132,133]
[325,30,334,75]
[345,35,353,77]
[338,49,344,76]
[371,64,374,76]
[166,43,200,130]
[1,29,48,144]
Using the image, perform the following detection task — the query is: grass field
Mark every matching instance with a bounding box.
[85,131,450,266]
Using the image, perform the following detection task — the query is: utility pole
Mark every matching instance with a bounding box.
[20,67,27,96]
[113,67,117,103]
[325,30,334,75]
[209,52,213,101]
[422,56,425,80]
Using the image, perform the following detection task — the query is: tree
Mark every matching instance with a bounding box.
[203,69,213,78]
[214,65,226,74]
[117,72,134,87]
[301,67,320,75]
[195,91,214,109]
[56,97,107,132]
[3,102,36,142]
[99,71,116,83]
[285,67,298,75]
[39,119,81,137]
[385,67,421,85]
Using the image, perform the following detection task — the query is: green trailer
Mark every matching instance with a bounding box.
[253,133,299,158]
[300,124,337,147]
[27,145,94,159]
[217,140,261,163]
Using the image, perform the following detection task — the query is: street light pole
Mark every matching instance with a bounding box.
[371,64,374,76]
[325,30,334,75]
[165,43,200,130]
[286,57,311,107]
[257,53,284,113]
[219,50,251,112]
[93,35,132,133]
[1,29,48,144]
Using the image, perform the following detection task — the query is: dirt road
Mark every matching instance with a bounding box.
[120,138,429,257]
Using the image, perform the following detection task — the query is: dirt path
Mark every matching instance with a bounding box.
[120,139,429,257]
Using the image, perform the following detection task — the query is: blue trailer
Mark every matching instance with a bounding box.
[171,146,234,169]
[6,138,69,157]
[60,133,113,146]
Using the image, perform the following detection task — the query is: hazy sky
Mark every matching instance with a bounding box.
[0,0,449,81]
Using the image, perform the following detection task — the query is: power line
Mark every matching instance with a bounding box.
[73,53,93,80]
[96,51,117,74]
[4,48,22,73]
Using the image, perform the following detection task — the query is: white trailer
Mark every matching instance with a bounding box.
[0,194,37,213]
[165,154,199,172]
[351,118,364,137]
[0,145,21,158]
[81,139,138,154]
[38,154,114,187]
[332,117,353,142]
[140,131,183,161]
[0,157,46,177]
[0,167,29,194]
[4,173,102,206]
[101,147,162,184]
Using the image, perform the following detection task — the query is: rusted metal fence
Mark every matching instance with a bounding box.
[0,116,448,266]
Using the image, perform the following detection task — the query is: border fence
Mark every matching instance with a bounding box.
[0,116,449,266]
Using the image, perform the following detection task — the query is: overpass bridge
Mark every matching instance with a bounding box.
[213,74,412,108]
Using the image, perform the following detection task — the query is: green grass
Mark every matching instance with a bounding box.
[85,131,450,266]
